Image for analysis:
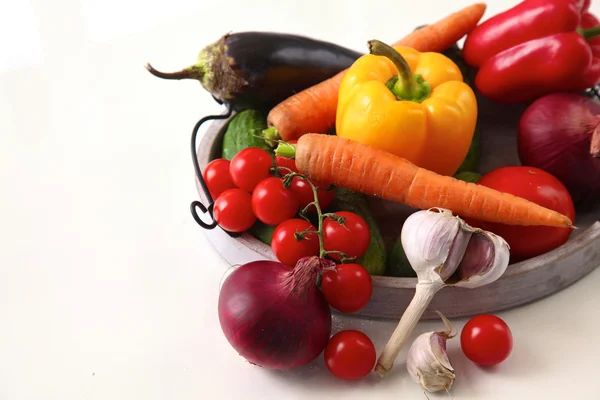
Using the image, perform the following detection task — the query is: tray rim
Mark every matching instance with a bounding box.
[195,110,600,290]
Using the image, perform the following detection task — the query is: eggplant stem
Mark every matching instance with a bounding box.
[145,63,194,80]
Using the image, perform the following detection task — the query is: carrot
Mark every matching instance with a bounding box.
[267,3,488,142]
[396,3,487,53]
[291,134,574,228]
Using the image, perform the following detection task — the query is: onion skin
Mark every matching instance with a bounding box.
[218,257,332,370]
[518,92,600,206]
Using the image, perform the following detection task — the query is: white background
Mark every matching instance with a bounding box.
[1,0,599,399]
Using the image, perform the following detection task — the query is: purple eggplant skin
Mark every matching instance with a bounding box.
[146,31,362,111]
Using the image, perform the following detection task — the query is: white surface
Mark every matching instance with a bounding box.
[1,0,599,398]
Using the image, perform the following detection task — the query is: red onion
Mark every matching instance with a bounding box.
[518,92,600,206]
[218,256,333,370]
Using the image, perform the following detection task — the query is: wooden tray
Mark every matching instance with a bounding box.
[195,96,600,320]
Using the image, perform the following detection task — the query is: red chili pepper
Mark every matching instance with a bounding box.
[582,0,591,11]
[581,11,600,56]
[463,0,588,68]
[463,0,600,104]
[475,31,600,104]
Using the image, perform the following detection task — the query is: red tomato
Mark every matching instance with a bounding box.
[289,177,335,213]
[202,158,236,200]
[322,264,372,313]
[461,314,513,366]
[229,148,273,192]
[213,189,256,233]
[324,330,376,380]
[251,177,299,226]
[275,140,299,175]
[323,211,370,261]
[468,166,576,262]
[271,219,320,266]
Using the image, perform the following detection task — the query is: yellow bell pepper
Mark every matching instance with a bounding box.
[336,40,478,176]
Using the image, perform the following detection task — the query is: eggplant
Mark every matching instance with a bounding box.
[146,31,362,111]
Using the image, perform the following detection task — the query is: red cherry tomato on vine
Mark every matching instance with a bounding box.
[229,148,273,192]
[460,314,513,366]
[467,166,575,262]
[202,158,235,200]
[213,188,256,233]
[324,330,376,380]
[271,219,319,266]
[289,177,335,213]
[275,140,299,175]
[323,211,370,261]
[251,177,299,225]
[322,264,372,313]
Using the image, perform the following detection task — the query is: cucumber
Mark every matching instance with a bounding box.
[454,171,482,184]
[455,127,481,175]
[221,110,273,160]
[247,220,276,245]
[386,235,417,278]
[332,187,386,276]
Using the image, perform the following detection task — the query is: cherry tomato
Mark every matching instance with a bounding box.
[323,211,370,261]
[289,177,335,213]
[213,188,256,233]
[275,140,299,175]
[229,148,273,192]
[251,177,299,226]
[271,219,319,266]
[324,330,376,380]
[202,158,236,200]
[322,264,372,313]
[461,314,513,366]
[467,166,576,262]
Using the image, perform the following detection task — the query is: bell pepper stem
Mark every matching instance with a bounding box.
[367,40,431,102]
[578,25,600,40]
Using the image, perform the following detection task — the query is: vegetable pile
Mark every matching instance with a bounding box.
[209,132,377,376]
[147,0,600,392]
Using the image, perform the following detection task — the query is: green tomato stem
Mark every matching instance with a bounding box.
[278,169,350,261]
[300,201,318,216]
[323,250,356,263]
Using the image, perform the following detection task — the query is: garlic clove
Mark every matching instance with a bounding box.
[401,208,469,283]
[377,208,510,378]
[452,230,510,289]
[437,225,472,282]
[406,312,455,393]
[406,333,455,392]
[401,207,510,288]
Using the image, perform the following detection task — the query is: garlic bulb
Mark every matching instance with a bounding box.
[374,208,510,377]
[406,312,455,393]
